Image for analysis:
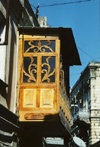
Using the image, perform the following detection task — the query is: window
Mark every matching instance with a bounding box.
[23,40,56,84]
[17,35,60,121]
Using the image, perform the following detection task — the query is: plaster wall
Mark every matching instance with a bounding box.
[5,19,19,112]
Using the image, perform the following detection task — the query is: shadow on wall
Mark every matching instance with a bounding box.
[0,79,8,99]
[19,113,71,147]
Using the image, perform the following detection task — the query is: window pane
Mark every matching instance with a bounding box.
[23,57,37,83]
[24,41,39,53]
[24,40,55,53]
[41,40,55,52]
[41,56,55,83]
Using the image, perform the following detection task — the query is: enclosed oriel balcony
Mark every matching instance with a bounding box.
[17,27,81,135]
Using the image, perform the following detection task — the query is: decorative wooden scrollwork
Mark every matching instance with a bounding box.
[24,40,55,53]
[41,56,55,83]
[23,56,37,83]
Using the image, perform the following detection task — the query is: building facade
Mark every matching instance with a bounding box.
[0,0,39,146]
[70,62,100,146]
[0,0,39,111]
[0,0,81,146]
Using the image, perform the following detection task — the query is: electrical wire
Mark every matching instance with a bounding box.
[31,4,37,9]
[78,46,95,60]
[39,0,92,7]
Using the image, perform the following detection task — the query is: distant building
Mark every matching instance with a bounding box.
[38,16,49,27]
[70,62,100,146]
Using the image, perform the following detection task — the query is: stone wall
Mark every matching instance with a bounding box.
[90,64,100,144]
[71,62,100,146]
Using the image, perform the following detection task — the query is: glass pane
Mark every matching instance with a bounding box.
[24,40,55,53]
[24,41,39,53]
[23,57,37,83]
[41,40,55,52]
[41,56,55,83]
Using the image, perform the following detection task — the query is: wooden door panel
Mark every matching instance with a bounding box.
[23,89,36,108]
[20,87,56,110]
[40,88,54,108]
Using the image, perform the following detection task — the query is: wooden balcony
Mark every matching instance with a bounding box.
[17,27,81,138]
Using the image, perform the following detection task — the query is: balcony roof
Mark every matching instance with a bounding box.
[18,27,81,66]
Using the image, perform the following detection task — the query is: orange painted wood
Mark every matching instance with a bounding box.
[17,35,60,121]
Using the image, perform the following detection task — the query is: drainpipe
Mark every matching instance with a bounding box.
[0,0,10,45]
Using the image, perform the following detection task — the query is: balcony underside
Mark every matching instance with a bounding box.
[19,115,71,138]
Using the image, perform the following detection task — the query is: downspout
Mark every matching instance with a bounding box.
[0,0,10,45]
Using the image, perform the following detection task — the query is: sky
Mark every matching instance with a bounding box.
[29,0,100,88]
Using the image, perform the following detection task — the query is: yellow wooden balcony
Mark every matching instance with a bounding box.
[17,27,81,134]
